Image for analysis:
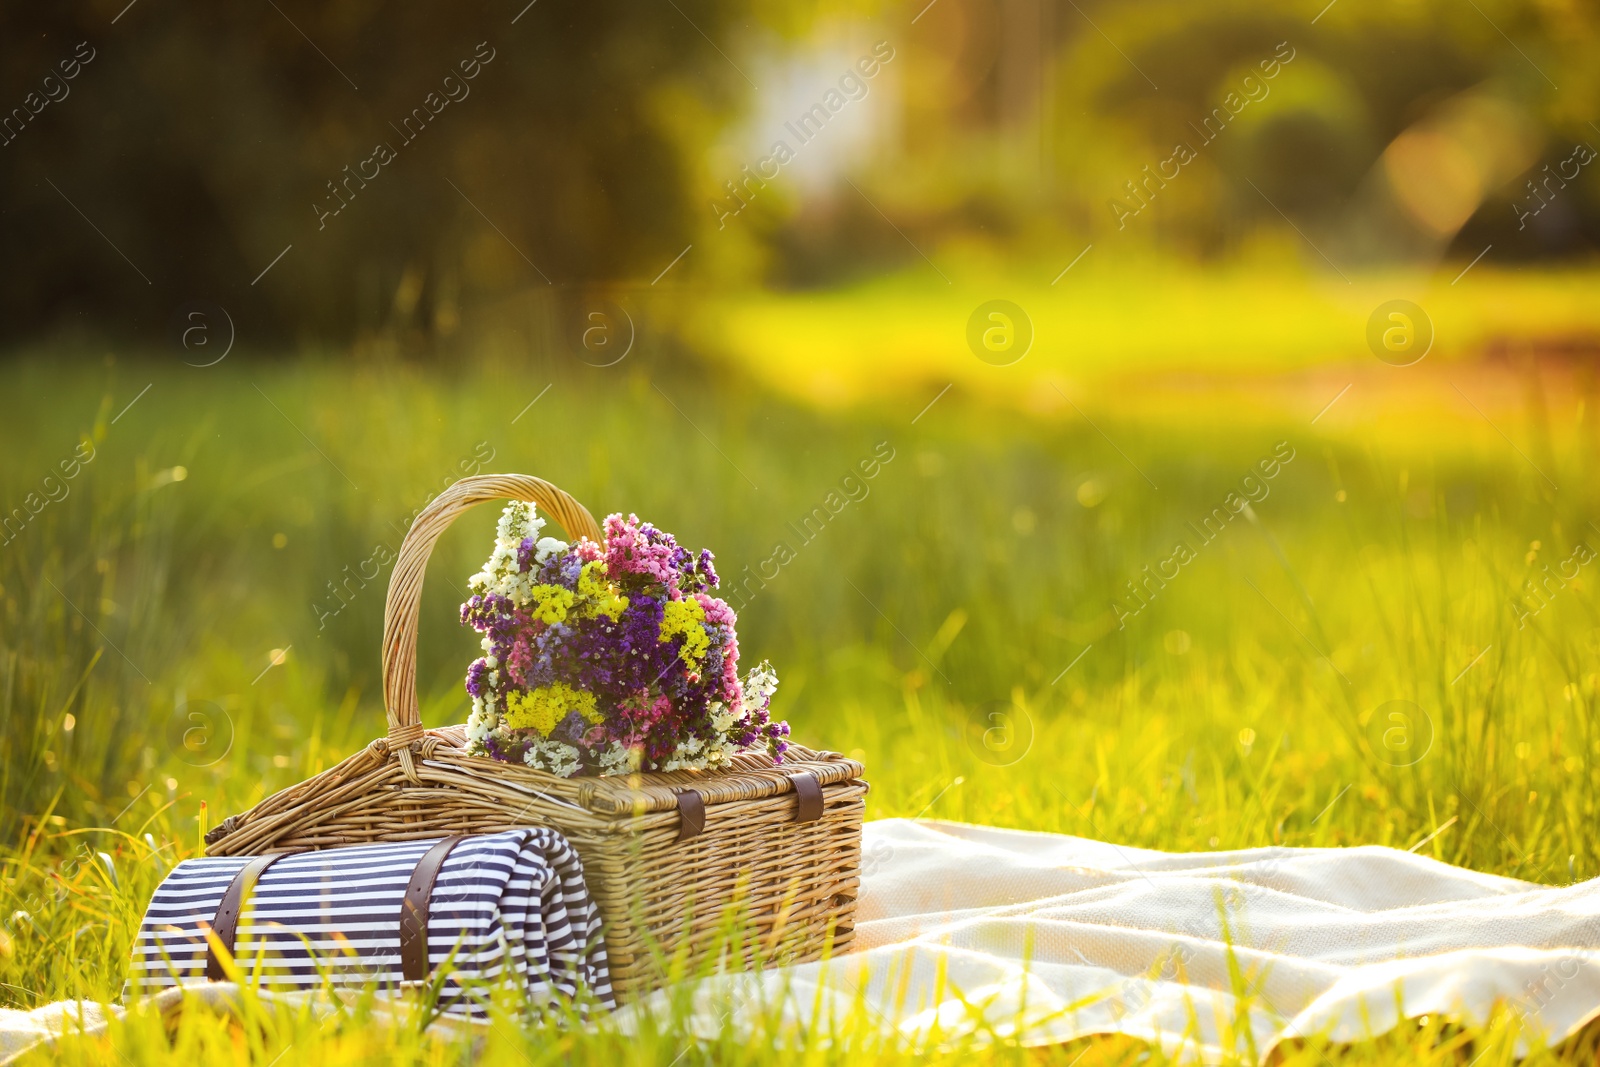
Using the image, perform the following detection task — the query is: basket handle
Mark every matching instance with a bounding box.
[381,474,602,753]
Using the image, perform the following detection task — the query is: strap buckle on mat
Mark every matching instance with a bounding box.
[399,835,468,984]
[205,852,294,981]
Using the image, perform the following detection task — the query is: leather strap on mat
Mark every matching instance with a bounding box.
[792,771,824,823]
[675,789,706,843]
[205,852,292,981]
[399,835,466,982]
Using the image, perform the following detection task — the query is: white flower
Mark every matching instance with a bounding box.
[468,502,547,596]
[465,695,502,748]
[482,547,523,598]
[659,735,710,774]
[495,500,543,544]
[708,700,737,733]
[597,742,637,776]
[743,660,779,705]
[540,740,582,778]
[534,536,568,564]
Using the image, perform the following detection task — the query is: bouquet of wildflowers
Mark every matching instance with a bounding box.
[459,501,789,777]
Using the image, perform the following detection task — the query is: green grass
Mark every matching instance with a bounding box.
[4,334,1600,1063]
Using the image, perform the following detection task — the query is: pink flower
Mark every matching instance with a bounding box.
[504,613,537,686]
[615,689,673,734]
[697,593,736,630]
[604,513,683,594]
[721,633,743,702]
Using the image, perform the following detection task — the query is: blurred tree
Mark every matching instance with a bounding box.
[0,0,754,348]
[771,0,1597,280]
[1040,0,1600,263]
[3,0,1595,347]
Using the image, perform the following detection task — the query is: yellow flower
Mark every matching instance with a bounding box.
[528,584,576,625]
[595,593,629,622]
[659,597,710,667]
[573,560,629,621]
[504,683,602,736]
[577,560,610,599]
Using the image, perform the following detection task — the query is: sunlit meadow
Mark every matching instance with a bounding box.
[5,265,1600,1062]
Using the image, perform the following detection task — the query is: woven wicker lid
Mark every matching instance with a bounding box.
[418,728,865,815]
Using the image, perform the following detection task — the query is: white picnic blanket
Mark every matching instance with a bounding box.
[9,819,1600,1063]
[620,819,1600,1060]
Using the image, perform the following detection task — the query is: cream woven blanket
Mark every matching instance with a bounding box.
[8,818,1600,1063]
[624,818,1600,1060]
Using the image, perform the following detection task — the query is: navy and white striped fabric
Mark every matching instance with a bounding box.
[127,828,614,1016]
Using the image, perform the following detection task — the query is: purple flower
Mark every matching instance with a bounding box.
[460,511,788,775]
[697,548,719,589]
[465,658,490,699]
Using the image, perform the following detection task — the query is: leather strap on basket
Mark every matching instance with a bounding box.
[675,789,706,843]
[399,835,466,982]
[791,771,824,823]
[380,475,602,783]
[675,774,820,846]
[205,852,293,981]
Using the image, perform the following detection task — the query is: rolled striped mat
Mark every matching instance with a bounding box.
[126,828,614,1017]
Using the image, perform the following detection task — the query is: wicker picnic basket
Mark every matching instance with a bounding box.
[203,474,867,1001]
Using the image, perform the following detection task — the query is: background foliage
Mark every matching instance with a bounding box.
[2,0,1596,347]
